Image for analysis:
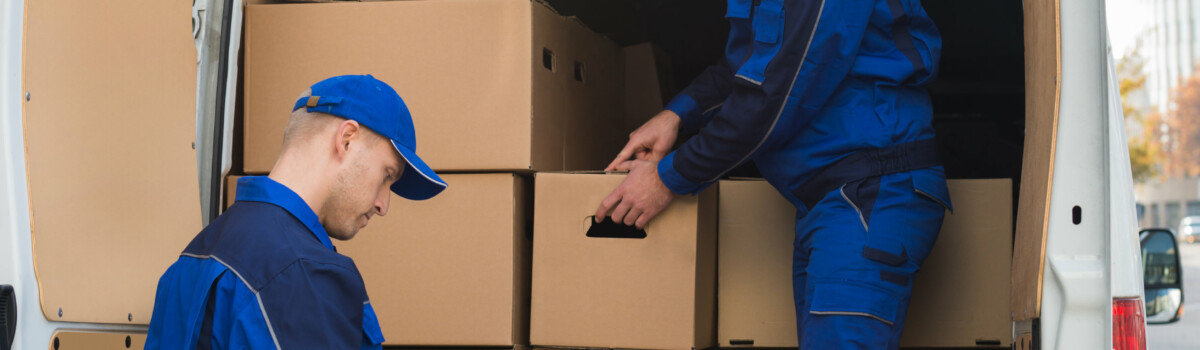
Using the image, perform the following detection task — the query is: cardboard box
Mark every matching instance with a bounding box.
[244,0,625,173]
[901,178,1012,347]
[530,173,717,350]
[622,42,670,133]
[716,179,797,348]
[714,179,1013,348]
[224,173,532,346]
[339,173,531,346]
[224,175,242,210]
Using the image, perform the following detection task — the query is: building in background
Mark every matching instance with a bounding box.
[1131,0,1200,228]
[1146,0,1200,115]
[1137,178,1200,228]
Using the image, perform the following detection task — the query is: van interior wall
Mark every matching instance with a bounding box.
[555,0,1028,225]
[923,0,1026,233]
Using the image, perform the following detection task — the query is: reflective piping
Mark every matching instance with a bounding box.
[391,141,448,187]
[809,310,894,326]
[253,294,281,350]
[181,252,210,259]
[705,0,826,183]
[702,103,725,115]
[839,185,870,232]
[734,74,764,86]
[210,255,282,350]
[363,300,371,306]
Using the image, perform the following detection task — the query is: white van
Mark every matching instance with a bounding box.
[0,0,1181,349]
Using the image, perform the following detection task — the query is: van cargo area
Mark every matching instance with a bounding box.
[12,0,1123,348]
[225,0,1030,348]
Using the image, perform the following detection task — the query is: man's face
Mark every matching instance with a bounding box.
[322,133,403,241]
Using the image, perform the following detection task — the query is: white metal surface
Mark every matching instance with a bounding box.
[1040,0,1145,348]
[1105,11,1148,305]
[195,0,242,224]
[0,1,150,349]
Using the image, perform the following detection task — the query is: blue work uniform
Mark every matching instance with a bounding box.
[146,176,385,349]
[658,0,952,348]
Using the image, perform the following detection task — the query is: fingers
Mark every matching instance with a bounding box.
[609,199,633,226]
[606,142,640,171]
[649,147,671,162]
[595,189,622,223]
[635,202,668,229]
[623,207,642,226]
[611,160,637,172]
[635,209,657,229]
[635,149,650,161]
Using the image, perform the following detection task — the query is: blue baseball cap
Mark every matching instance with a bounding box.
[293,75,446,200]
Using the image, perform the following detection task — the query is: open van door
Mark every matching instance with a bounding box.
[1,0,201,348]
[1014,0,1149,348]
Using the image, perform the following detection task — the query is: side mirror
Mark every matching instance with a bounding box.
[1140,229,1184,324]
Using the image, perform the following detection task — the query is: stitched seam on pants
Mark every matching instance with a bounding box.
[840,184,869,231]
[809,310,895,326]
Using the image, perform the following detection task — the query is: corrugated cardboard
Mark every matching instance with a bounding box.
[715,179,1013,348]
[51,331,146,350]
[901,179,1012,347]
[336,173,531,346]
[222,174,531,346]
[530,173,716,350]
[716,179,797,347]
[243,0,624,173]
[23,0,201,324]
[623,43,670,133]
[224,175,241,210]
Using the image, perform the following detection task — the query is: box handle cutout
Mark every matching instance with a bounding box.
[573,61,586,82]
[729,339,755,346]
[585,216,646,239]
[542,48,555,71]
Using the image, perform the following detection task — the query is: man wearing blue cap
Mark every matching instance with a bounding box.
[146,75,447,349]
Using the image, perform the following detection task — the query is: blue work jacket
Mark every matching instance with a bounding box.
[659,0,950,214]
[146,176,384,349]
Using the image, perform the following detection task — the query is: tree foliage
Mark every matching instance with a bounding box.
[1118,46,1161,183]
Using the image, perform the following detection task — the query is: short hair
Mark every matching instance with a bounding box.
[281,89,384,150]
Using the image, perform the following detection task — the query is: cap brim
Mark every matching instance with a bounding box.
[390,140,447,200]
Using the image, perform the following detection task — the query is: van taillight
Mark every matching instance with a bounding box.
[1113,297,1147,350]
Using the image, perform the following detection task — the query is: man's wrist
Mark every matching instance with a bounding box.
[658,110,682,128]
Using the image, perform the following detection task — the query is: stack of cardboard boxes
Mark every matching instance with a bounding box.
[232,1,1016,349]
[233,0,675,348]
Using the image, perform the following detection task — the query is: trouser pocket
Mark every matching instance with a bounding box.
[808,280,900,325]
[838,176,881,231]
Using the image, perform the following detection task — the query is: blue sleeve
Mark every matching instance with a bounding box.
[665,63,733,135]
[227,292,282,350]
[361,302,386,349]
[660,0,876,194]
[146,257,237,350]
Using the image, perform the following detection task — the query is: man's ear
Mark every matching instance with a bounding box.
[333,120,362,160]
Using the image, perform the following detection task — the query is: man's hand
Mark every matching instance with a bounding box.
[595,159,675,229]
[605,110,681,171]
